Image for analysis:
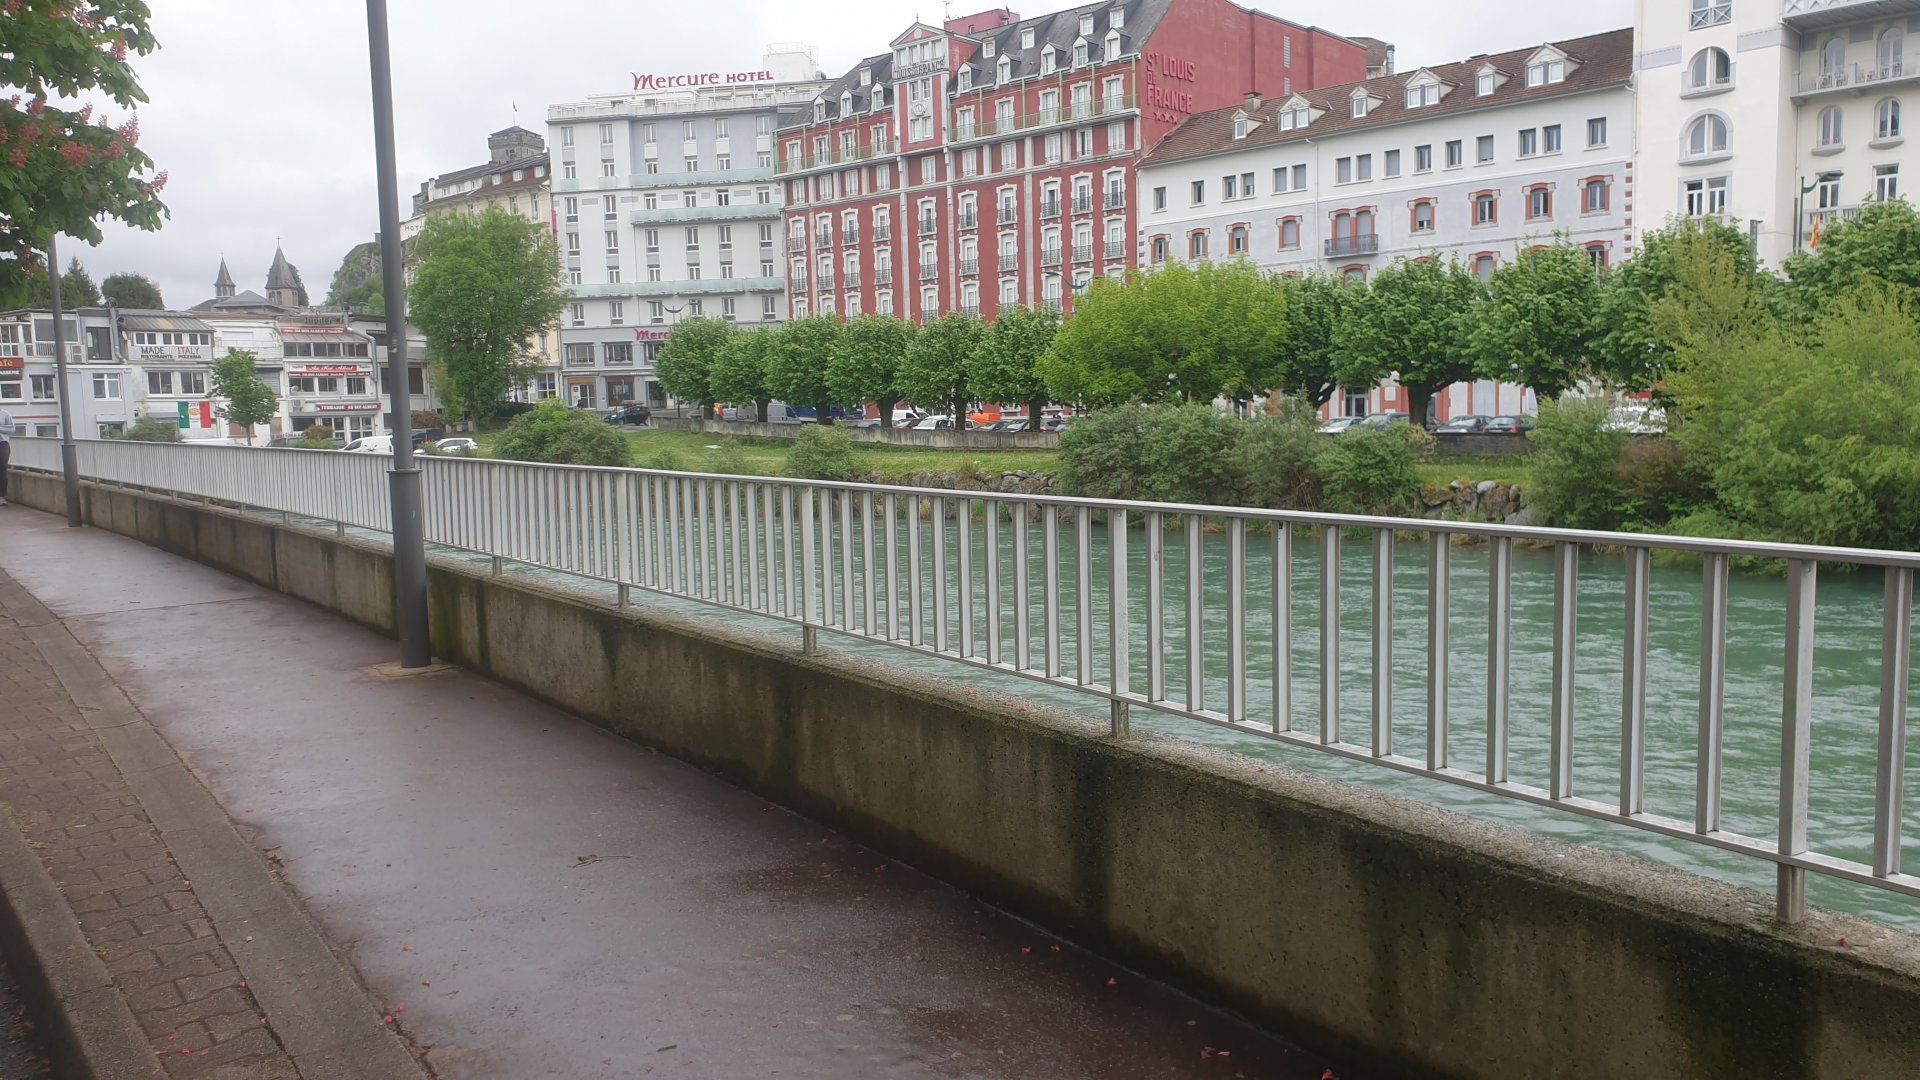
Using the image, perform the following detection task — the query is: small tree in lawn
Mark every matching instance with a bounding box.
[1334,257,1481,428]
[654,316,733,418]
[100,271,163,309]
[898,312,985,422]
[491,400,632,467]
[1472,239,1606,401]
[827,314,913,426]
[1269,272,1348,408]
[407,207,565,428]
[765,314,846,422]
[710,325,778,422]
[209,349,278,444]
[969,305,1058,429]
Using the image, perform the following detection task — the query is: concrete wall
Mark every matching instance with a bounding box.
[15,468,1920,1080]
[654,416,1062,449]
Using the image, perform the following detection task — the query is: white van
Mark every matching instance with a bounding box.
[340,435,394,454]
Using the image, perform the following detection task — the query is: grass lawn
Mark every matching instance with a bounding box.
[1416,455,1536,491]
[477,426,1062,482]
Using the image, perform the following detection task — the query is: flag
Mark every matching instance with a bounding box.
[1809,215,1823,250]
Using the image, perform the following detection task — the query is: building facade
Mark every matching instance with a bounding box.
[547,49,828,410]
[0,308,138,438]
[778,0,1372,327]
[1634,0,1915,267]
[1137,29,1635,420]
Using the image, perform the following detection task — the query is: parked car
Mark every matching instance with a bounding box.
[1483,415,1535,436]
[1039,416,1072,432]
[1604,405,1667,435]
[1315,416,1364,435]
[435,437,479,455]
[606,404,652,426]
[1356,412,1409,430]
[341,435,395,454]
[911,414,957,430]
[1434,415,1492,434]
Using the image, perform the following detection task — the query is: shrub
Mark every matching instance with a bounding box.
[787,425,862,481]
[1056,403,1156,500]
[1138,403,1242,505]
[490,401,632,467]
[1317,426,1421,515]
[708,442,755,476]
[1613,438,1699,526]
[1230,411,1323,510]
[296,423,337,449]
[642,448,687,471]
[111,415,183,442]
[1525,399,1630,529]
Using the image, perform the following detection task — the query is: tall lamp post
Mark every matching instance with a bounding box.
[45,235,82,528]
[364,0,431,668]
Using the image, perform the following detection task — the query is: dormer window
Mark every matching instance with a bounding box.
[1106,28,1122,58]
[1476,69,1497,96]
[1404,78,1441,109]
[1527,58,1566,86]
[958,67,972,92]
[1279,104,1310,131]
[1080,14,1094,36]
[860,67,872,86]
[814,100,827,121]
[983,39,995,58]
[1041,45,1057,74]
[841,91,853,114]
[1110,9,1124,29]
[1074,40,1088,67]
[997,55,1012,84]
[1021,27,1035,50]
[1232,113,1252,138]
[1350,91,1370,119]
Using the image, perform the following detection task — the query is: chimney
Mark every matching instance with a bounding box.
[1244,91,1261,111]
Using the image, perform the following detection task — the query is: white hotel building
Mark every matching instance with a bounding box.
[1634,0,1916,267]
[546,49,829,410]
[1135,29,1635,421]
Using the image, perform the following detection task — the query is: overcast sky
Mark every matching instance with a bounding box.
[79,0,1631,308]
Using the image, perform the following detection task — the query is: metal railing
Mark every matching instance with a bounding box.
[1325,234,1381,257]
[1797,60,1912,96]
[948,91,1138,143]
[12,436,1919,925]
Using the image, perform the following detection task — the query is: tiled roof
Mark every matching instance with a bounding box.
[1142,27,1633,167]
[428,151,550,190]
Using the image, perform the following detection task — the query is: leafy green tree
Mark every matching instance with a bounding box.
[1317,426,1423,515]
[1594,216,1762,392]
[208,348,278,445]
[1783,198,1920,314]
[968,305,1057,429]
[1524,399,1630,529]
[1472,240,1605,400]
[898,312,984,421]
[1334,257,1480,428]
[408,207,565,427]
[0,1,167,297]
[1040,263,1283,405]
[765,314,846,422]
[1269,273,1347,407]
[710,326,778,422]
[109,413,181,442]
[826,314,912,426]
[17,256,100,308]
[324,240,383,314]
[491,400,633,466]
[654,317,733,418]
[787,425,862,480]
[100,271,162,308]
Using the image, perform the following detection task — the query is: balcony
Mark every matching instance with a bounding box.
[959,211,978,230]
[628,203,779,225]
[875,267,893,286]
[919,262,939,281]
[1806,204,1864,235]
[998,207,1017,225]
[788,236,806,252]
[874,225,892,242]
[1794,59,1918,99]
[947,91,1139,144]
[1105,190,1126,210]
[959,259,980,276]
[1072,243,1092,263]
[567,277,784,298]
[1324,234,1381,257]
[775,143,881,176]
[815,233,833,249]
[1689,1,1731,27]
[1783,0,1920,32]
[818,273,836,291]
[792,275,810,292]
[1040,200,1062,220]
[844,273,861,289]
[918,218,938,236]
[999,253,1018,272]
[1072,195,1093,215]
[842,230,859,247]
[1040,247,1063,268]
[919,310,937,325]
[961,305,981,317]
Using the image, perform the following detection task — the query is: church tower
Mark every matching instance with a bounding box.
[264,245,300,308]
[214,258,236,299]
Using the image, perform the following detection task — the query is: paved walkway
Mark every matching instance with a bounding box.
[0,505,1336,1079]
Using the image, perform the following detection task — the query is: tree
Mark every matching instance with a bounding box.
[209,349,278,445]
[1334,257,1481,428]
[287,263,310,307]
[1472,240,1605,400]
[15,256,101,308]
[827,314,912,426]
[710,326,778,422]
[1783,198,1920,315]
[969,305,1057,429]
[408,207,565,426]
[898,312,984,421]
[109,413,182,442]
[491,400,633,466]
[100,271,162,309]
[654,317,734,418]
[1593,216,1762,392]
[324,240,383,314]
[764,314,845,422]
[1268,273,1347,408]
[0,1,168,297]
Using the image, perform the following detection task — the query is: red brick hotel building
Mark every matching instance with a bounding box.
[779,0,1375,324]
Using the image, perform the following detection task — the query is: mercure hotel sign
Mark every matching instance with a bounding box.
[632,69,776,90]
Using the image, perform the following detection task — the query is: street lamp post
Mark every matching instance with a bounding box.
[45,235,82,528]
[364,0,432,668]
[1794,170,1844,253]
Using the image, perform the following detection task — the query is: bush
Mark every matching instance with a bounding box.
[641,448,687,471]
[111,415,183,442]
[708,443,755,476]
[296,423,337,449]
[1613,438,1699,526]
[1525,400,1630,529]
[1138,403,1241,505]
[1317,426,1421,515]
[1230,407,1323,510]
[786,425,861,481]
[490,401,632,467]
[1056,403,1156,500]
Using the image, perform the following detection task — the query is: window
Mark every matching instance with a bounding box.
[1445,140,1463,168]
[1383,150,1400,178]
[1405,82,1440,109]
[1279,105,1310,131]
[1410,200,1435,233]
[1414,144,1432,172]
[1685,114,1729,158]
[1473,254,1496,283]
[1880,28,1906,76]
[1336,157,1352,184]
[605,229,620,251]
[1473,191,1497,226]
[1476,135,1494,163]
[1588,117,1608,148]
[601,159,616,178]
[609,301,625,325]
[649,302,665,324]
[1356,154,1372,181]
[1233,115,1251,139]
[1821,36,1847,86]
[1526,185,1551,220]
[1683,176,1728,217]
[91,372,120,400]
[1544,125,1561,153]
[1278,217,1300,250]
[561,127,575,148]
[1476,71,1495,96]
[1876,163,1900,202]
[1229,224,1248,255]
[1688,47,1732,92]
[1583,177,1609,213]
[1585,243,1609,269]
[600,123,614,144]
[1187,231,1208,259]
[1350,94,1369,119]
[570,302,586,326]
[1527,58,1565,87]
[29,374,54,400]
[1818,106,1844,149]
[563,162,576,180]
[1190,180,1205,205]
[1519,128,1538,157]
[1690,0,1731,29]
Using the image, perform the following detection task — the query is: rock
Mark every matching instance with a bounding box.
[1475,480,1498,495]
[1505,504,1538,527]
